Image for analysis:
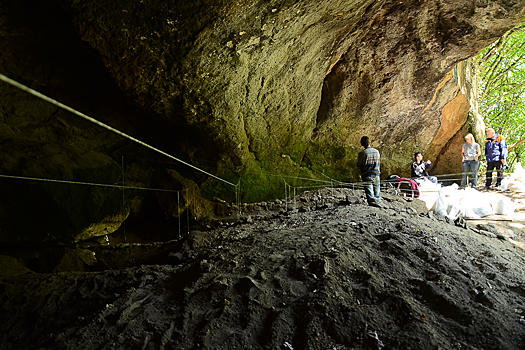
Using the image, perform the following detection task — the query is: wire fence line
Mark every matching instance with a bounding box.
[0,170,201,240]
[0,73,482,202]
[0,159,471,202]
[0,73,238,188]
[0,173,194,193]
[2,72,503,241]
[0,151,483,242]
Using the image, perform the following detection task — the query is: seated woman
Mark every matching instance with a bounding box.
[411,152,438,184]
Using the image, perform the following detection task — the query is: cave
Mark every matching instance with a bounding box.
[1,0,525,349]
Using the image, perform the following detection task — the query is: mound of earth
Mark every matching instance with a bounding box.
[1,188,525,349]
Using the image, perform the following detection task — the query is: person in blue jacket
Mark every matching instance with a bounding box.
[484,128,508,190]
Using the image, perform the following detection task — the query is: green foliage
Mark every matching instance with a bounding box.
[476,23,525,167]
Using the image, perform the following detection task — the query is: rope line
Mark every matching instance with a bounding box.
[121,155,127,243]
[186,188,190,236]
[0,73,237,187]
[177,191,181,239]
[1,74,500,207]
[0,173,196,193]
[235,179,242,217]
[264,173,333,184]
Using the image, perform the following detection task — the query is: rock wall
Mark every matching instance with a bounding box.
[0,0,524,243]
[62,0,524,181]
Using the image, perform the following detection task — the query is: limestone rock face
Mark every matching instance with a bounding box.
[154,169,217,222]
[0,0,524,243]
[62,0,523,180]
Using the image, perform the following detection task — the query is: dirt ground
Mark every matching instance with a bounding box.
[1,187,525,349]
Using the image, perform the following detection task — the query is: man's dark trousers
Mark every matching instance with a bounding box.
[486,161,503,188]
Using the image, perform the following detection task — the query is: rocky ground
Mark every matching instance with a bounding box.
[1,187,525,349]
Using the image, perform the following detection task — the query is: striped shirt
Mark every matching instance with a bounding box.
[357,147,381,178]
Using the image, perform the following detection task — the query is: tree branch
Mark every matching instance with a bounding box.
[509,137,525,151]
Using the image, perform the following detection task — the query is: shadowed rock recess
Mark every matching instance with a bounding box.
[1,1,525,348]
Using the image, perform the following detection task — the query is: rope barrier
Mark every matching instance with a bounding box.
[235,179,242,217]
[186,189,190,236]
[0,166,477,206]
[1,73,504,209]
[177,191,181,239]
[0,73,237,188]
[266,173,333,184]
[0,173,196,193]
[121,155,127,243]
[310,167,335,181]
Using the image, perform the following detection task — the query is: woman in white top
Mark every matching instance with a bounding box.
[461,133,482,188]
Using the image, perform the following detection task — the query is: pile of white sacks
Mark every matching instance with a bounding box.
[501,163,525,192]
[431,163,525,221]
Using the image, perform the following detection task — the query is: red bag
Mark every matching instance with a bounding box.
[388,176,420,198]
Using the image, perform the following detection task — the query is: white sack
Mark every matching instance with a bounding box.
[458,195,481,219]
[514,163,525,181]
[509,180,525,193]
[418,178,442,192]
[500,178,511,191]
[457,188,493,219]
[446,196,460,221]
[491,193,517,215]
[432,188,449,217]
[431,185,465,220]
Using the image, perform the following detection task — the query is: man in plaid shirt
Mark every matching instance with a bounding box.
[357,136,382,207]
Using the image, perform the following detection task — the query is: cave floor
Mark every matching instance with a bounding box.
[1,187,525,349]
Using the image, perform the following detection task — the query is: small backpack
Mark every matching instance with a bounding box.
[386,175,420,198]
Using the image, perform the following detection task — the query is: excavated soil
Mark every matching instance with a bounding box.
[1,188,525,350]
